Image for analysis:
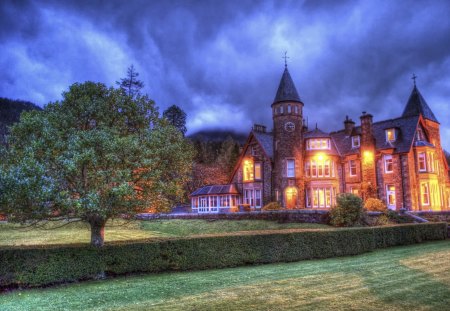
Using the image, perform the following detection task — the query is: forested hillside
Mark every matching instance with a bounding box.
[0,98,41,144]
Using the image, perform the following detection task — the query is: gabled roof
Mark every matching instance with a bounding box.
[331,115,421,155]
[304,128,330,138]
[402,85,438,123]
[273,67,302,105]
[190,184,240,197]
[253,131,274,159]
[330,131,359,156]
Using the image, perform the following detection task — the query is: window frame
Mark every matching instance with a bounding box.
[286,159,295,178]
[418,152,427,172]
[421,182,430,206]
[254,162,262,180]
[351,136,360,148]
[385,128,396,142]
[384,154,393,173]
[349,159,357,176]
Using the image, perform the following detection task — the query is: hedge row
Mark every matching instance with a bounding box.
[0,223,447,288]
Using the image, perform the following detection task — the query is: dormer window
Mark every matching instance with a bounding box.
[251,146,258,156]
[416,128,425,141]
[351,136,360,148]
[386,128,396,142]
[307,138,330,150]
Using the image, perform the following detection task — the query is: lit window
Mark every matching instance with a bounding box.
[287,159,295,178]
[349,160,357,176]
[243,160,254,181]
[421,183,429,205]
[384,155,393,173]
[387,185,396,206]
[350,187,359,196]
[254,163,262,180]
[418,152,426,172]
[307,139,330,150]
[386,129,396,142]
[309,187,334,208]
[427,153,434,172]
[351,136,360,148]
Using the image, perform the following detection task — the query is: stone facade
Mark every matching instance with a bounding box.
[191,67,450,212]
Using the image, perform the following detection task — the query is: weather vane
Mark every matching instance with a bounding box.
[412,73,417,86]
[283,51,289,68]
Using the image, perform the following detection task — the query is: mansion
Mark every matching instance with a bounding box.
[190,66,450,212]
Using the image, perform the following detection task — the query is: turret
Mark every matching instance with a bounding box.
[272,65,304,209]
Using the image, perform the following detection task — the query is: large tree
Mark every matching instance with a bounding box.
[116,65,144,98]
[0,82,194,247]
[163,105,187,135]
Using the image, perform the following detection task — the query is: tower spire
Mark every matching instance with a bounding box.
[412,73,417,86]
[282,51,289,68]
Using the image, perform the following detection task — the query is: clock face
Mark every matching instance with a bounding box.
[284,122,295,132]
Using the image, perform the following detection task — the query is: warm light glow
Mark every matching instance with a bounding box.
[243,158,254,181]
[363,150,374,163]
[316,153,325,161]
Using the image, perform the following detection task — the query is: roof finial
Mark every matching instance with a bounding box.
[315,122,318,130]
[283,51,289,68]
[412,73,417,86]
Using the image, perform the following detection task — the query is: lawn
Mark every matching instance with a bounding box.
[1,240,449,310]
[0,219,330,246]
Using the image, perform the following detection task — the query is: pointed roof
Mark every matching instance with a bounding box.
[402,85,438,123]
[273,67,302,105]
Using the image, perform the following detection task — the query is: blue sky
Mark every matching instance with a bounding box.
[1,0,450,150]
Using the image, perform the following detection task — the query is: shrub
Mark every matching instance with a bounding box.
[262,202,282,211]
[329,193,363,227]
[0,223,446,288]
[364,198,387,212]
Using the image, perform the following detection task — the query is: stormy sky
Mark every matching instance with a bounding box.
[1,0,450,149]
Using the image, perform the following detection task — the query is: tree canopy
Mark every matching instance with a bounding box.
[116,65,144,98]
[0,82,194,247]
[163,105,187,136]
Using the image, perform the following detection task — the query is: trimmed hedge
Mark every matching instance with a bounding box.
[0,223,447,288]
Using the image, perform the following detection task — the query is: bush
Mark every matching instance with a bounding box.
[329,193,363,227]
[0,223,446,288]
[262,202,282,211]
[364,198,387,212]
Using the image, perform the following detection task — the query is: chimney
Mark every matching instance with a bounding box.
[253,124,266,133]
[360,111,374,146]
[344,115,355,136]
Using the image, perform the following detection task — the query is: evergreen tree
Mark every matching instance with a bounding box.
[0,82,194,247]
[163,105,187,135]
[116,65,144,98]
[216,136,240,175]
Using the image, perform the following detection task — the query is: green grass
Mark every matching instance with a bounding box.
[0,219,331,246]
[138,219,330,236]
[1,240,449,310]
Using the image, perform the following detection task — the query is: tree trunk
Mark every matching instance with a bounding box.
[90,217,106,247]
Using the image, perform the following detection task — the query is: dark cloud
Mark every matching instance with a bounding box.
[1,0,450,149]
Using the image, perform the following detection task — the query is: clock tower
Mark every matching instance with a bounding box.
[272,65,304,208]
